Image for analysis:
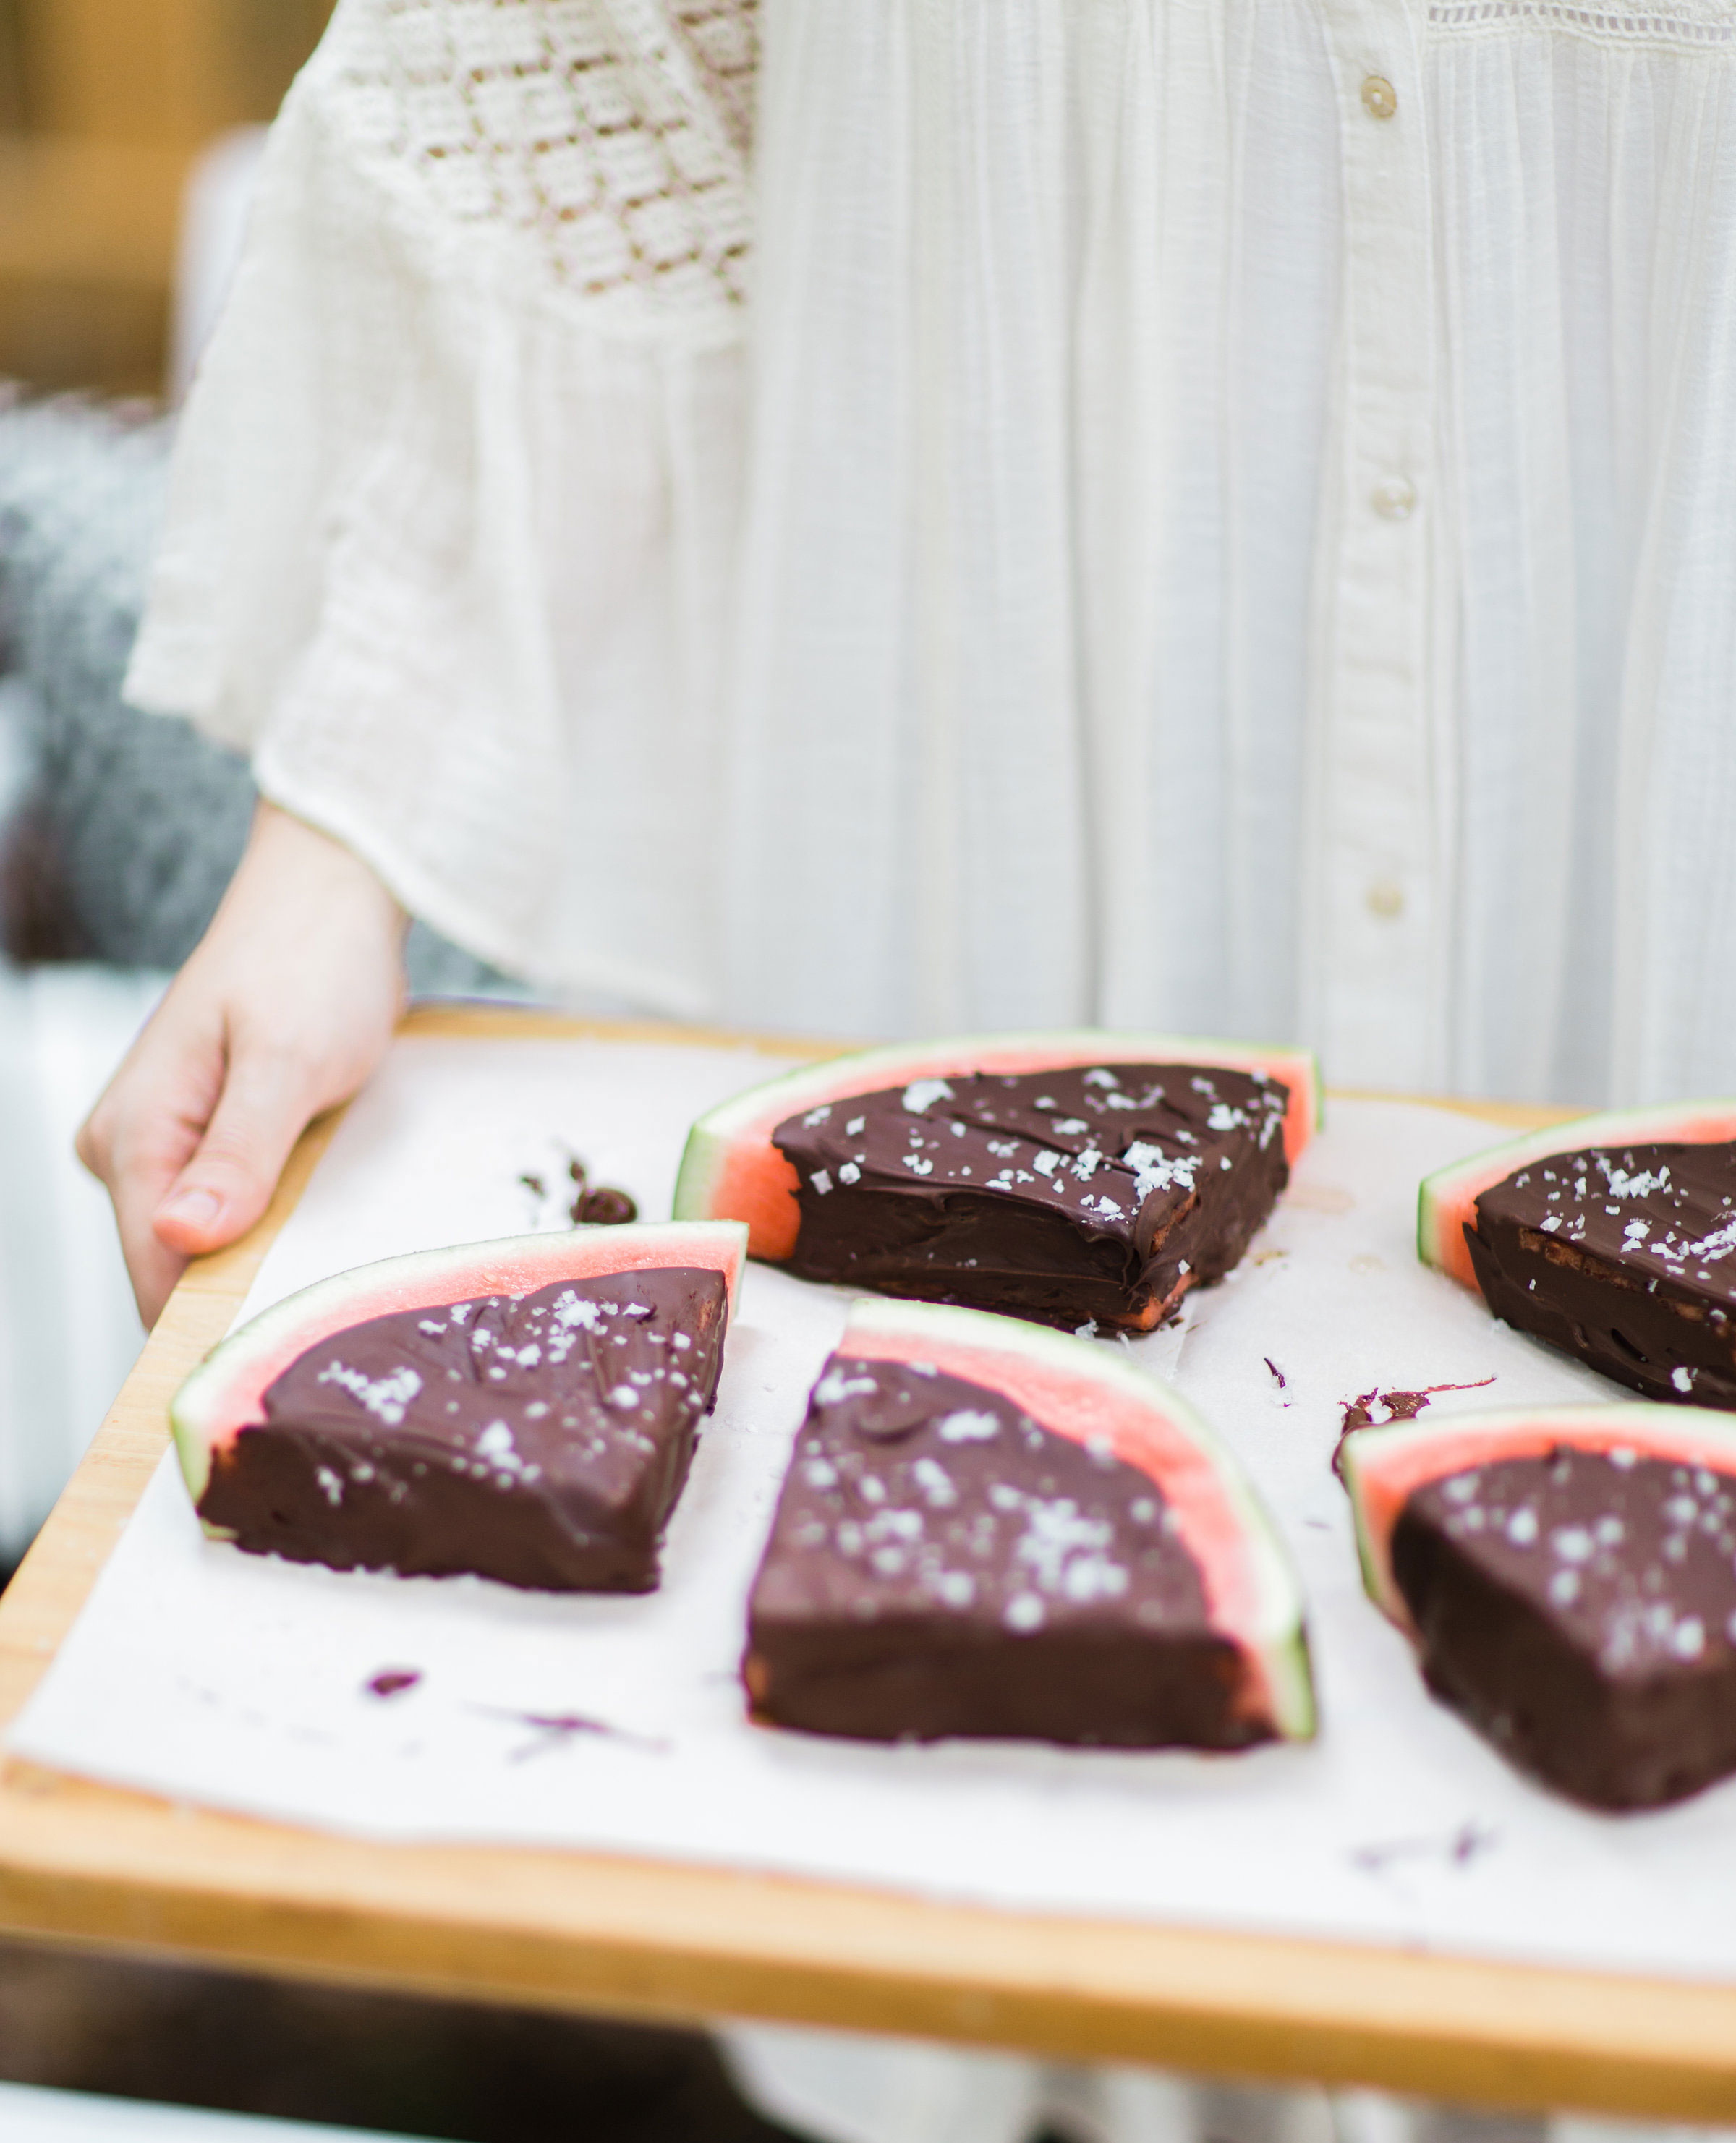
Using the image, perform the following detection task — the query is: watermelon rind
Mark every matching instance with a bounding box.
[673,1028,1322,1263]
[1340,1401,1736,1632]
[169,1221,749,1517]
[838,1296,1316,1742]
[1417,1098,1736,1295]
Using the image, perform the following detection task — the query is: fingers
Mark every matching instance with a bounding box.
[78,1000,228,1327]
[153,1031,327,1258]
[117,1222,192,1334]
[75,801,409,1329]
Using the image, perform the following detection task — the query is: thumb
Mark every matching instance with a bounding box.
[153,1044,321,1257]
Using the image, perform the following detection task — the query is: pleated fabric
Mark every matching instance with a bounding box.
[128,0,1736,1104]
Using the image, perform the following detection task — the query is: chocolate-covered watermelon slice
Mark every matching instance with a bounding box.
[1343,1403,1736,1808]
[674,1031,1319,1332]
[173,1221,746,1592]
[744,1298,1314,1747]
[1418,1102,1736,1408]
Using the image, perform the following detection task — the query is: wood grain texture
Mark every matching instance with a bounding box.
[1,1010,1728,2120]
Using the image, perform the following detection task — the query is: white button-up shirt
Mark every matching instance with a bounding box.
[129,0,1736,1105]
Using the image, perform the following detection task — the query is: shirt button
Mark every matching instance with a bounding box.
[1361,75,1397,120]
[1366,878,1405,920]
[1371,474,1417,520]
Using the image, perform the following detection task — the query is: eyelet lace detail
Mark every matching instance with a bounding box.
[324,0,757,318]
[1429,2,1736,45]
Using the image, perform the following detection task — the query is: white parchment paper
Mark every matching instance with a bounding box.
[14,1036,1736,1983]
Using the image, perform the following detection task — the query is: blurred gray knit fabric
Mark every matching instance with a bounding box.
[0,393,524,997]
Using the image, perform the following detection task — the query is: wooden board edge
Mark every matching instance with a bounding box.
[1326,1090,1587,1130]
[0,1802,1731,2121]
[397,1002,848,1058]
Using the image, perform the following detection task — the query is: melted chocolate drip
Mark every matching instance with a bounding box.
[773,1062,1290,1331]
[1392,1445,1736,1807]
[744,1353,1264,1747]
[1331,1379,1495,1476]
[1468,1142,1736,1407]
[199,1266,728,1592]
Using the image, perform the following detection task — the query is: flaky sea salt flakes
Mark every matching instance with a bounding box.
[937,1410,1000,1444]
[901,1078,953,1115]
[316,1360,423,1428]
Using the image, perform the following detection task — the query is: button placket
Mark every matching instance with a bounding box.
[1306,0,1438,1090]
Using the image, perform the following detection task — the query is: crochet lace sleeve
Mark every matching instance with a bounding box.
[124,0,757,997]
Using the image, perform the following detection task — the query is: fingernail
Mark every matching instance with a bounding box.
[159,1188,222,1230]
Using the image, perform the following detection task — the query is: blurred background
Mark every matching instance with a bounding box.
[0,15,801,2139]
[0,0,517,1588]
[0,0,331,395]
[0,0,334,1581]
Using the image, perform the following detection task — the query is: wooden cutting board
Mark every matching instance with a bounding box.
[5,1006,1728,2123]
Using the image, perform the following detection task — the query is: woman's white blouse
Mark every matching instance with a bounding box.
[127,0,1736,1104]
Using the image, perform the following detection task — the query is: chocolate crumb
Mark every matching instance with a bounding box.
[469,1704,668,1760]
[1340,1390,1381,1438]
[365,1669,421,1700]
[521,1146,639,1226]
[1350,1821,1498,1873]
[576,1187,638,1227]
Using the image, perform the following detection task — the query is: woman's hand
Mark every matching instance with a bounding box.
[78,801,409,1326]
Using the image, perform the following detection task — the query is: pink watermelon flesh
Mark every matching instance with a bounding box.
[744,1299,1314,1744]
[1342,1405,1736,1809]
[171,1222,746,1593]
[677,1033,1319,1262]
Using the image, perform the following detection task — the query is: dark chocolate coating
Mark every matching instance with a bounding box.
[745,1354,1264,1747]
[773,1062,1290,1331]
[200,1266,728,1591]
[1392,1446,1736,1808]
[1467,1142,1736,1407]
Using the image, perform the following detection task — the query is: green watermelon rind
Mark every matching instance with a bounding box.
[840,1296,1317,1743]
[673,1028,1323,1263]
[1416,1097,1736,1294]
[169,1220,749,1522]
[1340,1401,1736,1631]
